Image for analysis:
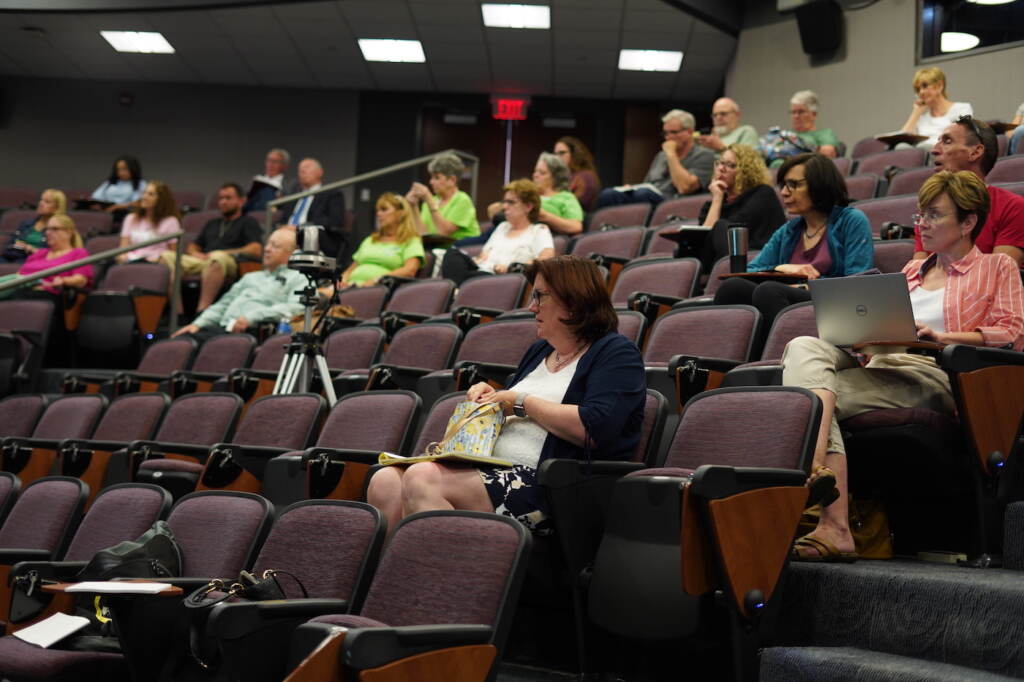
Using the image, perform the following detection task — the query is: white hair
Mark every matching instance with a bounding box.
[790,90,820,113]
[268,148,290,165]
[661,109,695,130]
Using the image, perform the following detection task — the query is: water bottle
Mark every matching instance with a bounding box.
[728,224,749,274]
[277,318,292,335]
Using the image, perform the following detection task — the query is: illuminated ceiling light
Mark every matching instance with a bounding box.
[358,39,426,63]
[100,31,175,54]
[618,49,683,72]
[966,0,1014,5]
[481,4,551,29]
[940,31,980,52]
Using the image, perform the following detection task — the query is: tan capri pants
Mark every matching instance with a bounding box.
[159,250,237,278]
[781,336,955,456]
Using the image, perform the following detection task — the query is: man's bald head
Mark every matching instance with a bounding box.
[711,98,742,134]
[263,227,297,270]
[297,158,324,189]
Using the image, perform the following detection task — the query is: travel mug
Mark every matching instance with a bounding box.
[727,224,749,273]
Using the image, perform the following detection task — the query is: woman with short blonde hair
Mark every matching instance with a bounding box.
[900,67,973,148]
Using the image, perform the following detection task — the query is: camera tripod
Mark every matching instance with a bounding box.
[272,276,338,407]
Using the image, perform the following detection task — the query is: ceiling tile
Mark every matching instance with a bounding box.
[408,3,478,25]
[622,10,694,34]
[620,31,688,52]
[83,13,156,32]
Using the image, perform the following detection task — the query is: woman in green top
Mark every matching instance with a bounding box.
[533,152,584,235]
[406,152,480,241]
[340,193,425,287]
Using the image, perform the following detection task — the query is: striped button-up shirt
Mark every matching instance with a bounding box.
[904,247,1024,351]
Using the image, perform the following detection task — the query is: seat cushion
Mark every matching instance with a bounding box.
[841,407,959,433]
[625,467,695,479]
[309,614,389,629]
[137,458,205,473]
[0,635,123,680]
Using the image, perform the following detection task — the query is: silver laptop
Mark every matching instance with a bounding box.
[809,273,918,347]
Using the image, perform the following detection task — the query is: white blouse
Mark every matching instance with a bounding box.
[910,284,946,333]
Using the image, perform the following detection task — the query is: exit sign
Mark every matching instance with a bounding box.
[491,96,530,121]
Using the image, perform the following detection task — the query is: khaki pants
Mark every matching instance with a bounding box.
[781,336,955,455]
[159,250,237,278]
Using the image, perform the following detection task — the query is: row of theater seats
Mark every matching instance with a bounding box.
[0,188,214,215]
[0,475,531,681]
[588,153,1024,234]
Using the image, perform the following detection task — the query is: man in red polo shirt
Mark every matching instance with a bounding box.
[914,115,1024,266]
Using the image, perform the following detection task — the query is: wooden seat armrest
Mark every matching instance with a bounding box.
[344,625,493,671]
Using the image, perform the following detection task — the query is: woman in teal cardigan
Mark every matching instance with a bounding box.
[714,153,873,331]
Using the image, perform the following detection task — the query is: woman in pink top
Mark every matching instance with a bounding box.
[118,181,180,263]
[782,170,1024,562]
[4,214,94,301]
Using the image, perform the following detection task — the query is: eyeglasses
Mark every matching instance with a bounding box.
[789,109,811,116]
[912,211,955,225]
[529,289,551,305]
[714,160,738,170]
[662,128,686,137]
[781,178,808,191]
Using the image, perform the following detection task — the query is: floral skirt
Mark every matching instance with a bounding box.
[479,465,551,535]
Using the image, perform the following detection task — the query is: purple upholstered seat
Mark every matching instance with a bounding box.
[337,285,389,320]
[649,195,710,226]
[611,257,700,307]
[570,227,645,261]
[887,166,935,197]
[167,490,273,578]
[316,391,420,454]
[0,394,48,439]
[134,338,197,374]
[0,473,18,528]
[452,273,527,313]
[0,477,87,556]
[30,395,106,441]
[643,306,761,366]
[386,279,455,318]
[412,392,465,455]
[323,326,386,372]
[854,148,928,178]
[88,393,169,442]
[190,334,255,374]
[588,203,651,231]
[987,155,1024,184]
[759,301,818,361]
[615,310,647,347]
[845,173,882,201]
[149,393,242,446]
[853,194,919,237]
[851,137,887,159]
[61,484,172,562]
[874,239,916,274]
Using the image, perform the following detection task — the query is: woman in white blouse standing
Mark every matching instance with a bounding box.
[900,67,972,149]
[441,178,555,285]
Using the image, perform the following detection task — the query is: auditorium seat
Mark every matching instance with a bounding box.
[415,317,538,410]
[0,209,36,233]
[850,137,887,160]
[196,500,386,682]
[649,194,711,226]
[226,333,290,405]
[430,273,528,331]
[138,393,325,499]
[854,148,929,177]
[642,305,761,403]
[76,263,171,359]
[845,173,883,201]
[371,279,456,336]
[887,165,934,197]
[182,210,219,234]
[832,156,852,176]
[337,284,389,320]
[334,322,462,394]
[322,326,386,373]
[873,239,916,274]
[4,482,171,632]
[285,510,530,682]
[615,309,648,347]
[1,394,107,487]
[640,224,681,258]
[67,210,113,236]
[0,490,275,682]
[0,472,18,530]
[165,333,255,397]
[852,194,918,236]
[62,336,198,396]
[587,203,651,231]
[0,394,48,440]
[610,257,700,317]
[584,387,820,676]
[264,390,422,507]
[56,392,170,503]
[997,133,1008,157]
[994,181,1024,199]
[0,189,37,211]
[173,190,206,213]
[987,155,1024,184]
[569,227,646,291]
[0,299,54,395]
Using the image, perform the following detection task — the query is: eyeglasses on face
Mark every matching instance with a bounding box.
[781,178,808,191]
[529,289,551,305]
[714,160,738,170]
[912,211,955,225]
[662,128,686,137]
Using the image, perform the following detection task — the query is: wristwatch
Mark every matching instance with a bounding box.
[513,393,529,418]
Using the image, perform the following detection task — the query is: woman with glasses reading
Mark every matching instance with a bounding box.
[1,214,93,302]
[712,152,873,330]
[368,255,645,534]
[696,143,786,272]
[783,170,1024,561]
[441,179,555,285]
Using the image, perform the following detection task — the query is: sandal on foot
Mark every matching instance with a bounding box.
[806,466,839,508]
[791,534,858,563]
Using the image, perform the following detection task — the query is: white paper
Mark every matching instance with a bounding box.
[12,612,90,648]
[65,581,174,594]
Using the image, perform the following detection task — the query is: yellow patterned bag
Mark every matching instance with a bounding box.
[429,401,506,458]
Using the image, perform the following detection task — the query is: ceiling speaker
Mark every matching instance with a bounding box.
[795,0,843,55]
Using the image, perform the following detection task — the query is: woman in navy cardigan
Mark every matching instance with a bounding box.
[367,255,646,533]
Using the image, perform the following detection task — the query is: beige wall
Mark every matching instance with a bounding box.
[726,0,1024,151]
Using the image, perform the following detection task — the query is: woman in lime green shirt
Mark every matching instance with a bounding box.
[340,193,425,287]
[406,152,480,241]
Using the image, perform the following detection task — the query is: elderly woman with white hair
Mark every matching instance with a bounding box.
[761,90,840,167]
[533,152,584,235]
[595,108,715,209]
[406,152,480,241]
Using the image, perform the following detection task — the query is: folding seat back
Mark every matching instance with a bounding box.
[633,389,669,465]
[207,501,386,682]
[251,333,290,371]
[0,209,35,233]
[570,227,645,261]
[0,472,18,529]
[615,310,647,347]
[385,279,455,318]
[851,137,887,159]
[66,210,113,236]
[887,166,935,197]
[451,273,527,314]
[191,334,254,374]
[296,511,530,682]
[996,181,1024,198]
[643,306,760,366]
[77,263,171,352]
[2,395,106,487]
[453,318,536,370]
[552,234,570,255]
[641,226,679,258]
[88,393,170,444]
[0,189,37,210]
[760,301,817,361]
[182,210,219,234]
[323,326,386,372]
[60,483,173,562]
[854,148,928,178]
[0,476,87,557]
[649,195,710,226]
[337,285,388,320]
[0,395,48,439]
[852,194,918,237]
[587,204,650,231]
[845,173,882,201]
[381,323,461,372]
[166,490,273,578]
[874,239,916,274]
[611,256,700,308]
[412,393,465,455]
[832,157,852,176]
[224,334,290,407]
[152,393,243,446]
[230,393,325,451]
[173,191,206,214]
[988,155,1024,184]
[137,337,197,374]
[0,300,54,393]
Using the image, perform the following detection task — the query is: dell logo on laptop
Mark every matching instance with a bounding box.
[856,305,868,316]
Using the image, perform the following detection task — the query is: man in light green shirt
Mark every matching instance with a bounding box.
[173,228,306,343]
[696,97,759,154]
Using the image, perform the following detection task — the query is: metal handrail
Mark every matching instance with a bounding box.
[265,148,480,234]
[0,231,187,331]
